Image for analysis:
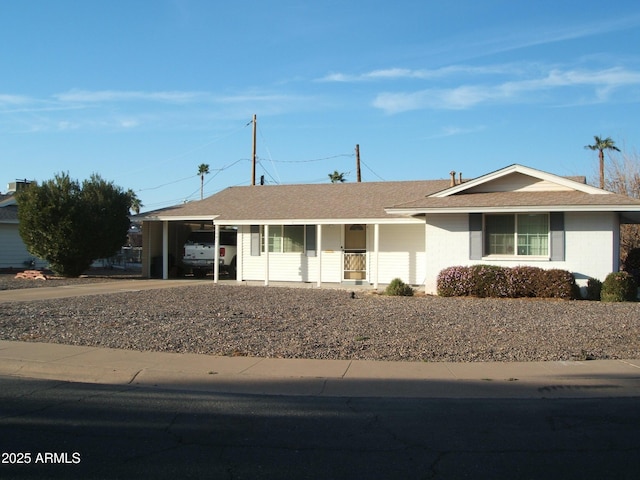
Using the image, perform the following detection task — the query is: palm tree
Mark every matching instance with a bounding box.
[197,163,210,200]
[328,170,346,183]
[585,136,620,189]
[126,189,143,215]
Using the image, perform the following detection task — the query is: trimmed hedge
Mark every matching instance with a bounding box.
[437,265,579,299]
[601,271,638,302]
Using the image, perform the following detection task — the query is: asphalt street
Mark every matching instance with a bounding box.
[1,375,639,480]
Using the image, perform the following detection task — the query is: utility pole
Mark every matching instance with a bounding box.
[355,144,361,182]
[251,114,257,186]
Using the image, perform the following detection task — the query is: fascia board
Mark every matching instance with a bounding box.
[387,205,640,215]
[225,217,424,226]
[141,215,218,222]
[140,216,423,225]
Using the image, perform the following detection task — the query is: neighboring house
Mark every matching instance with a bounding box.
[139,164,640,294]
[0,190,46,270]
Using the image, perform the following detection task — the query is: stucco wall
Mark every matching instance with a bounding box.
[423,212,621,294]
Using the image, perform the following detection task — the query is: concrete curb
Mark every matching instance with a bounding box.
[1,340,639,399]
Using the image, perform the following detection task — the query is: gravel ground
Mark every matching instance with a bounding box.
[1,273,639,362]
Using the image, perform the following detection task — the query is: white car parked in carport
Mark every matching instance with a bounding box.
[182,229,237,278]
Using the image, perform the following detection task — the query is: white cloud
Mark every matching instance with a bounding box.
[118,118,140,128]
[54,89,208,103]
[318,65,518,83]
[372,66,640,113]
[0,94,32,106]
[426,125,487,139]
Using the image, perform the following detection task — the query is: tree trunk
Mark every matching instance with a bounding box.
[599,150,605,189]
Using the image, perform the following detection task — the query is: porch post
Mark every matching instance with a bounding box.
[373,223,380,290]
[213,223,220,283]
[424,219,428,294]
[146,222,152,278]
[316,224,322,287]
[162,221,169,280]
[236,225,243,283]
[264,224,270,286]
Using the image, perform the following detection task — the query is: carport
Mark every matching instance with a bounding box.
[141,214,230,281]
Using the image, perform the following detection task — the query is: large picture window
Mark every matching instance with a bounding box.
[484,214,549,256]
[262,225,311,253]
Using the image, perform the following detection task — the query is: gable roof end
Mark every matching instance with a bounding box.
[429,164,608,198]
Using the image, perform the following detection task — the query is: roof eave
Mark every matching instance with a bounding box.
[140,215,219,222]
[386,205,640,215]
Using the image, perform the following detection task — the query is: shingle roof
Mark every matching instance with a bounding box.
[390,190,640,211]
[0,204,18,222]
[140,166,640,223]
[142,180,452,222]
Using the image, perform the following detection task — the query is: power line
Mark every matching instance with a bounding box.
[262,153,354,164]
[136,175,195,192]
[361,159,385,181]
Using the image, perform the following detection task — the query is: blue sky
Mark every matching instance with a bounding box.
[2,0,640,212]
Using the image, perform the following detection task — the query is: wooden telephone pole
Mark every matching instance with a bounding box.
[251,114,257,186]
[355,144,361,182]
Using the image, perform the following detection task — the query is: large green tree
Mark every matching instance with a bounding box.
[585,135,620,189]
[16,173,133,277]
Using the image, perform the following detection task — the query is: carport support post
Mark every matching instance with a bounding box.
[162,221,169,280]
[264,224,269,286]
[424,219,428,294]
[213,223,220,283]
[316,224,322,287]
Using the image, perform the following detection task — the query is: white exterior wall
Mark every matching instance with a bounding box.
[238,224,342,283]
[0,224,46,269]
[239,225,263,281]
[320,224,342,283]
[563,212,618,283]
[374,223,426,285]
[423,212,621,294]
[424,214,470,293]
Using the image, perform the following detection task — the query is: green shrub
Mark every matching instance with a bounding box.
[385,278,414,296]
[468,265,508,297]
[585,278,602,301]
[506,266,542,298]
[601,272,638,302]
[538,269,580,299]
[623,248,640,285]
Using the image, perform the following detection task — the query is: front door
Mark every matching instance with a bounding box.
[343,224,366,281]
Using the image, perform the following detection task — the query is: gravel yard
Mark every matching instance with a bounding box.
[1,273,639,362]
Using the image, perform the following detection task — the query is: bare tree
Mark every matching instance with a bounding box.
[602,147,640,262]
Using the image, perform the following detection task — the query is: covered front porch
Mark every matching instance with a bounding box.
[141,219,427,289]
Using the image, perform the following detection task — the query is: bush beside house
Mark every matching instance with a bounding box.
[600,272,638,302]
[437,265,579,299]
[385,278,414,296]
